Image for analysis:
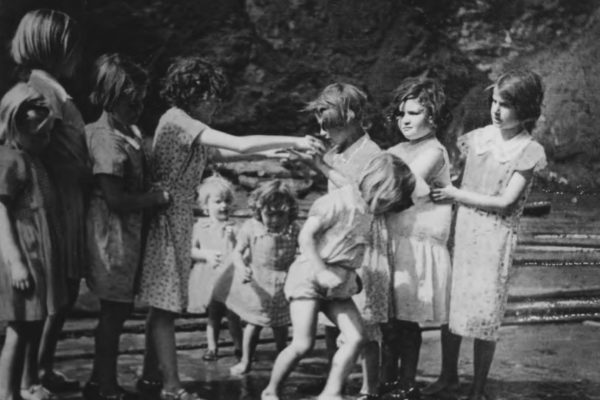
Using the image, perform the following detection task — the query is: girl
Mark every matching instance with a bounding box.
[136,56,324,400]
[382,77,453,400]
[227,180,300,375]
[261,153,418,400]
[0,83,58,400]
[429,69,547,400]
[187,175,242,361]
[83,54,170,400]
[11,9,88,392]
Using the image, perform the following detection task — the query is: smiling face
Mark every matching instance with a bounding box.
[205,190,232,222]
[396,98,434,141]
[490,86,522,133]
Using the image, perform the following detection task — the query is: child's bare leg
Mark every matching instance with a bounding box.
[272,326,288,353]
[0,322,27,400]
[147,307,181,393]
[423,324,461,395]
[206,302,226,355]
[319,299,365,400]
[141,312,161,383]
[262,299,319,399]
[230,324,262,375]
[324,326,339,363]
[359,340,379,395]
[226,310,243,356]
[20,321,43,391]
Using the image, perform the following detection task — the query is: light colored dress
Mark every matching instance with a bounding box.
[386,138,452,325]
[187,219,237,314]
[285,185,373,302]
[138,108,213,313]
[28,69,90,281]
[227,219,299,327]
[449,125,546,341]
[85,116,146,303]
[0,146,61,320]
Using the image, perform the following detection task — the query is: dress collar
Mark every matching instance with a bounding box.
[473,125,531,163]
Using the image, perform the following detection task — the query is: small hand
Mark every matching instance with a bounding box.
[315,268,344,289]
[296,135,325,155]
[430,185,457,203]
[242,266,253,283]
[206,250,223,269]
[10,261,30,291]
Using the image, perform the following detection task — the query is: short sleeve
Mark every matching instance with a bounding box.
[0,148,28,199]
[87,128,127,177]
[515,141,547,172]
[456,127,484,160]
[308,191,341,231]
[235,219,254,252]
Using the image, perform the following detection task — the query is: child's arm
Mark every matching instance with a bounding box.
[0,200,30,291]
[232,242,252,283]
[408,147,444,181]
[190,243,223,267]
[299,216,344,288]
[431,169,532,212]
[288,150,353,188]
[98,175,170,213]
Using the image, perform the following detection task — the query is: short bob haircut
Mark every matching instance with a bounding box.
[248,180,299,223]
[305,83,368,131]
[196,175,235,212]
[89,53,148,111]
[161,56,229,113]
[0,82,52,145]
[390,77,450,132]
[11,9,82,74]
[489,69,544,133]
[359,152,415,215]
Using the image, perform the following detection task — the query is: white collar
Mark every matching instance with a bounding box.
[473,125,531,163]
[30,69,71,102]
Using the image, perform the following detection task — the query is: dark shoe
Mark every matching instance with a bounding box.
[136,378,163,398]
[82,381,137,400]
[357,393,381,400]
[202,349,218,361]
[41,371,80,392]
[387,385,421,400]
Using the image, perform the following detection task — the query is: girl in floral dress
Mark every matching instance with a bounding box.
[429,69,547,400]
[136,56,324,400]
[227,180,299,375]
[382,77,452,400]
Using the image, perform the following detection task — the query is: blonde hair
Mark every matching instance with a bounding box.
[0,82,50,145]
[359,153,415,214]
[11,9,81,74]
[196,175,235,213]
[305,83,367,130]
[89,53,148,111]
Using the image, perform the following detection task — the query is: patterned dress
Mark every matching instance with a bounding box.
[227,219,299,327]
[85,116,146,303]
[187,219,237,313]
[0,146,62,320]
[449,125,546,341]
[138,108,212,313]
[28,69,90,281]
[386,138,452,326]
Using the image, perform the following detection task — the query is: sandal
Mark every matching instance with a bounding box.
[41,370,80,392]
[20,385,55,400]
[160,388,206,400]
[201,349,218,361]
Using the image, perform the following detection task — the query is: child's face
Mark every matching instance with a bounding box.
[260,208,289,233]
[17,109,54,154]
[205,191,231,222]
[316,115,350,148]
[396,99,433,141]
[490,87,521,132]
[189,96,221,124]
[111,86,147,127]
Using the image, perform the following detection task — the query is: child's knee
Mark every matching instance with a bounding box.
[290,338,314,356]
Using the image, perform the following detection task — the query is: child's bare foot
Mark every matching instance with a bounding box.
[422,378,460,396]
[229,361,251,375]
[260,390,279,400]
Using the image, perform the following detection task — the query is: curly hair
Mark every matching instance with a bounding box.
[160,56,229,113]
[248,180,299,223]
[196,175,235,213]
[489,69,544,133]
[305,83,368,131]
[389,77,451,133]
[89,53,148,112]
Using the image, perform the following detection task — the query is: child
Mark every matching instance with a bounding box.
[382,77,453,400]
[136,56,324,400]
[227,180,300,375]
[187,175,242,361]
[83,54,170,400]
[0,83,58,400]
[300,83,387,399]
[429,69,547,400]
[11,9,88,392]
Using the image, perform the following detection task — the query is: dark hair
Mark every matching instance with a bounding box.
[89,53,148,111]
[305,83,368,130]
[161,56,229,113]
[489,69,544,133]
[249,180,299,223]
[389,77,450,133]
